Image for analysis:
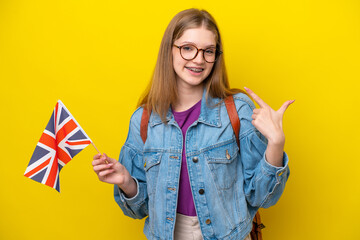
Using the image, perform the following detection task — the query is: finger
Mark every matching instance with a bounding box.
[278,100,295,115]
[102,153,117,164]
[92,158,107,166]
[94,163,113,172]
[93,153,102,160]
[100,153,110,164]
[251,119,257,127]
[99,168,115,177]
[244,87,268,108]
[92,159,101,166]
[251,113,257,120]
[253,108,260,114]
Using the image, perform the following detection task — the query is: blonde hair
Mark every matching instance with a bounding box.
[138,8,243,122]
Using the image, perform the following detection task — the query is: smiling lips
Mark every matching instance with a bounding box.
[185,66,204,73]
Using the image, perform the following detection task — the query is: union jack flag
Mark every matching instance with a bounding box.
[24,100,92,192]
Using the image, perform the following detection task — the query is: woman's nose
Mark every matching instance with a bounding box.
[192,50,205,64]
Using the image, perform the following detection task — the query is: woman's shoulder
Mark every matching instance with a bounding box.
[129,106,144,125]
[231,92,256,111]
[229,92,259,138]
[123,106,146,151]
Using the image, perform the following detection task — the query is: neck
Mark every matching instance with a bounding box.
[173,82,204,112]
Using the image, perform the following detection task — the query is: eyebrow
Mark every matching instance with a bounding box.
[180,41,216,48]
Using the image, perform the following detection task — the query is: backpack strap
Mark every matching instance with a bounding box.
[224,95,264,240]
[140,105,151,144]
[224,95,240,148]
[251,212,265,240]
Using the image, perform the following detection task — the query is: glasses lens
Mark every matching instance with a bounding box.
[204,48,217,63]
[180,45,197,60]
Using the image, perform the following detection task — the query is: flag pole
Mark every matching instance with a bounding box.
[91,142,100,154]
[91,141,108,163]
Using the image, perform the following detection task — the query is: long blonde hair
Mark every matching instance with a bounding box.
[138,8,242,122]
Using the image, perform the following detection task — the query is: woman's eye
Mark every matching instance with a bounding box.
[205,49,215,55]
[182,45,194,51]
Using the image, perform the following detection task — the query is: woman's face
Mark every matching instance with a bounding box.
[172,27,216,90]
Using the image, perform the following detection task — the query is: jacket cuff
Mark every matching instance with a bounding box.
[117,177,143,206]
[261,151,289,182]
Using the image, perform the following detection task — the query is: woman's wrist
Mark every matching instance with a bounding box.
[118,177,137,198]
[265,140,285,167]
[267,131,285,146]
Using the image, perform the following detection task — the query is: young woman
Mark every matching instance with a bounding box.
[92,8,293,240]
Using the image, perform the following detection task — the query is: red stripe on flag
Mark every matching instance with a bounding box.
[56,119,77,144]
[39,132,56,150]
[65,140,91,146]
[24,157,51,178]
[45,154,59,188]
[57,147,72,164]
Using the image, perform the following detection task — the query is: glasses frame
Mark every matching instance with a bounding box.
[173,44,223,63]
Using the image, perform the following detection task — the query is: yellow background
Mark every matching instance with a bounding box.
[1,0,359,239]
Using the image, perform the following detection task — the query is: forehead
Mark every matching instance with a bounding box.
[175,27,216,47]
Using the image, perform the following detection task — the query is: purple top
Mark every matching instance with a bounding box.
[172,100,202,216]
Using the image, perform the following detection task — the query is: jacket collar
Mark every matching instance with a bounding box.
[198,88,221,127]
[149,88,222,128]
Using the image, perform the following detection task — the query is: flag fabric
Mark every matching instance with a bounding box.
[24,100,92,192]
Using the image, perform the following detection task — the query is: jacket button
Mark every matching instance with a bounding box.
[226,149,231,160]
[199,189,205,195]
[192,157,198,163]
[205,219,211,224]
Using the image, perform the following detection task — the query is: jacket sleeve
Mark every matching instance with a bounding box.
[235,94,290,208]
[114,108,148,219]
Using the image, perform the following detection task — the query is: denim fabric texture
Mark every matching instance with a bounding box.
[114,90,290,240]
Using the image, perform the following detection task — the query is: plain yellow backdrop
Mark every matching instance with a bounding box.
[1,0,359,239]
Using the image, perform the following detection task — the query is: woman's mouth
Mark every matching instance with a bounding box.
[185,67,204,74]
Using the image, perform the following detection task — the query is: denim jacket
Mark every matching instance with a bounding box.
[114,90,290,240]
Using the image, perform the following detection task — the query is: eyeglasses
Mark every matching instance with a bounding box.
[173,44,222,63]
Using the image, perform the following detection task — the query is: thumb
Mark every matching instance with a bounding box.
[278,100,295,116]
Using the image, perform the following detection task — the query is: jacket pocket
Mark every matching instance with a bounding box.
[144,152,162,196]
[204,139,239,190]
